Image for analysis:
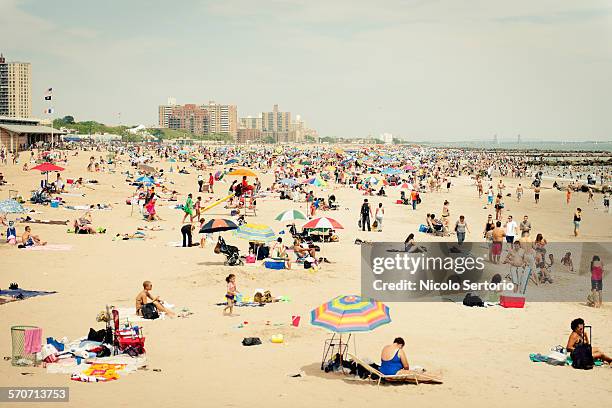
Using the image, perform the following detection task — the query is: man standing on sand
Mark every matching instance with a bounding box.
[504,215,518,243]
[208,172,214,193]
[573,208,582,237]
[197,174,204,192]
[519,215,531,236]
[491,221,506,264]
[516,184,523,202]
[360,199,372,232]
[534,185,541,204]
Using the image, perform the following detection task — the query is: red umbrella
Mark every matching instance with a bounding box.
[303,217,344,229]
[32,162,65,172]
[31,162,65,185]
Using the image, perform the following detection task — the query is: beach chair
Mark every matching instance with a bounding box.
[111,308,146,356]
[348,354,443,386]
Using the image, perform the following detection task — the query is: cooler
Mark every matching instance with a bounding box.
[264,260,286,270]
[500,294,525,308]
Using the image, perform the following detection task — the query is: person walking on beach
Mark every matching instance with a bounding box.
[411,189,419,210]
[487,186,494,208]
[477,178,483,198]
[223,274,238,316]
[504,215,518,243]
[534,185,541,204]
[491,221,505,264]
[494,194,504,221]
[516,183,523,202]
[566,186,572,204]
[181,223,194,247]
[589,256,604,308]
[375,202,385,232]
[588,187,594,204]
[519,215,531,236]
[573,208,582,237]
[604,191,610,213]
[360,199,372,231]
[441,200,450,227]
[455,215,470,245]
[181,193,195,223]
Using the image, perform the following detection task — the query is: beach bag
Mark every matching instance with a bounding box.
[462,293,484,307]
[242,337,262,346]
[418,224,428,233]
[87,328,107,342]
[141,303,159,320]
[547,350,567,366]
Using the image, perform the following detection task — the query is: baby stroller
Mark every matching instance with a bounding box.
[215,236,243,266]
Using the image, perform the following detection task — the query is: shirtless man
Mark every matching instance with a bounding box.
[21,225,46,246]
[135,281,175,317]
[503,241,526,292]
[491,221,506,264]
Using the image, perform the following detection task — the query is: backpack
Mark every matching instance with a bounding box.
[141,303,159,320]
[462,293,484,307]
[242,337,262,346]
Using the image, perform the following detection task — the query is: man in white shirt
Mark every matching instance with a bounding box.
[504,215,518,244]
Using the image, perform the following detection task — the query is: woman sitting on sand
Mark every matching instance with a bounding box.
[566,318,611,364]
[74,211,96,234]
[380,337,410,375]
[293,237,316,258]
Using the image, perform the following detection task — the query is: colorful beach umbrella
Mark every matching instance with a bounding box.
[31,162,64,172]
[304,177,327,187]
[228,168,257,177]
[225,158,238,164]
[199,219,238,233]
[233,223,276,243]
[311,295,391,333]
[136,176,155,185]
[0,199,26,214]
[275,209,307,222]
[278,178,298,186]
[303,217,344,230]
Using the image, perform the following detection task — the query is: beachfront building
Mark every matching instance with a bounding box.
[158,97,177,128]
[201,100,238,138]
[0,116,62,151]
[0,53,32,118]
[168,104,208,135]
[239,116,263,131]
[236,128,262,144]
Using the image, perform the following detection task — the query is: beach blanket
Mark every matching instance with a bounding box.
[20,219,69,225]
[24,244,73,251]
[0,289,57,305]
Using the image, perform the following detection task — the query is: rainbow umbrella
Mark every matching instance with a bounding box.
[304,177,327,187]
[311,295,391,333]
[233,223,276,243]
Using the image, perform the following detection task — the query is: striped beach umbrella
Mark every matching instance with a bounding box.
[233,223,276,243]
[303,217,344,230]
[199,219,238,233]
[275,209,307,222]
[304,177,327,187]
[311,295,391,333]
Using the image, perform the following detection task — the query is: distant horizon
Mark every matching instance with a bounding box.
[2,0,611,141]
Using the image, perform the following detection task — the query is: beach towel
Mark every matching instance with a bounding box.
[0,289,57,299]
[24,328,43,353]
[24,244,72,251]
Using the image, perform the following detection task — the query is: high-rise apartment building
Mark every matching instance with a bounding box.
[201,101,237,137]
[0,54,32,118]
[158,97,177,128]
[262,104,290,132]
[168,104,208,135]
[239,116,262,131]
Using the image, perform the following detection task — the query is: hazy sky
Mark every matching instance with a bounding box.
[1,0,611,140]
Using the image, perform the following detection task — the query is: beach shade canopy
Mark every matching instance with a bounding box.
[399,182,414,190]
[136,176,155,185]
[138,164,156,173]
[311,295,391,333]
[304,177,327,187]
[303,217,344,229]
[278,178,298,186]
[228,168,257,177]
[0,199,26,214]
[234,223,276,243]
[31,162,64,172]
[199,218,238,233]
[275,209,307,222]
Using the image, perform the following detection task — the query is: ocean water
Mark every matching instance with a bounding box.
[426,141,612,152]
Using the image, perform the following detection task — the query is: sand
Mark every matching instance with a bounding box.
[1,149,611,408]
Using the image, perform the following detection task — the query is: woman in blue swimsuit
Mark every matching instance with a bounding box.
[380,337,410,375]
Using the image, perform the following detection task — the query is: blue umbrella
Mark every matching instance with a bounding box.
[225,158,238,164]
[0,199,26,214]
[136,176,155,185]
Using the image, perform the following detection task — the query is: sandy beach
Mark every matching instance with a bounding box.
[1,147,611,408]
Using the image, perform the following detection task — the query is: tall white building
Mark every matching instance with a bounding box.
[0,53,32,118]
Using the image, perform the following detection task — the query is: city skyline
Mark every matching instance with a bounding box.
[1,0,611,141]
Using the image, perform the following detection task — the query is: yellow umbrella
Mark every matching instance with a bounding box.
[228,168,257,177]
[325,165,336,171]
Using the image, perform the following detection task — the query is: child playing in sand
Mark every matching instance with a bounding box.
[223,274,238,316]
[135,280,175,317]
